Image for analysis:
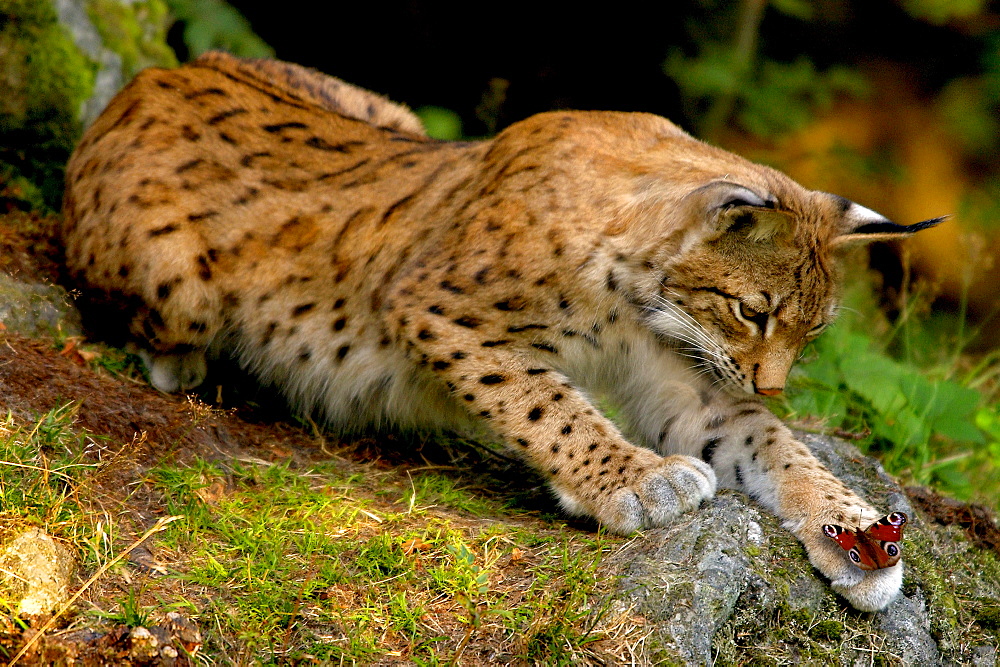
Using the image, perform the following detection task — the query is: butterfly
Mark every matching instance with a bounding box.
[821,512,908,571]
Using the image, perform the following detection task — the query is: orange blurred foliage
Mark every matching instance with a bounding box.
[723,65,997,321]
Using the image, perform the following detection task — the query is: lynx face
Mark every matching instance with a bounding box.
[644,201,838,396]
[62,51,942,612]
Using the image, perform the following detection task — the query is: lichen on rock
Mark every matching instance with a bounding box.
[0,527,77,618]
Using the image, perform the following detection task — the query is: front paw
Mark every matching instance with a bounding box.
[805,531,904,611]
[553,454,717,534]
[830,562,903,612]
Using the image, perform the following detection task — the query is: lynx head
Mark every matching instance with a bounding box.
[632,173,943,396]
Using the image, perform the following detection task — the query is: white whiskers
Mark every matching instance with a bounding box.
[644,293,735,389]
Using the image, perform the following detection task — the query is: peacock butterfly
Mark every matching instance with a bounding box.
[821,511,907,571]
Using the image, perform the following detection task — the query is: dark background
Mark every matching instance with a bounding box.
[211,1,979,136]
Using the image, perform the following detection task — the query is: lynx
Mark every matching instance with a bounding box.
[62,52,941,611]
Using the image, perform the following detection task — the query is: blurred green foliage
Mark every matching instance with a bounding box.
[787,325,983,482]
[780,280,998,504]
[415,106,463,141]
[666,46,866,139]
[162,0,271,58]
[664,0,1000,167]
[902,0,988,24]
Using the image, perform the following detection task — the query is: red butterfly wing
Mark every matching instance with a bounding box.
[864,512,907,542]
[822,523,857,551]
[822,512,907,571]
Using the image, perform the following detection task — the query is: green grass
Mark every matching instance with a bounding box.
[0,405,99,550]
[2,407,636,662]
[143,455,630,663]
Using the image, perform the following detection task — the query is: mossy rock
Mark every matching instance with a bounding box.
[0,0,176,211]
[605,433,1000,664]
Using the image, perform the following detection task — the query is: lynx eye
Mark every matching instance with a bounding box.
[806,322,828,338]
[735,301,769,330]
[739,302,764,320]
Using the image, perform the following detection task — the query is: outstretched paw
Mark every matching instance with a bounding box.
[556,454,717,534]
[830,563,903,612]
[803,514,905,611]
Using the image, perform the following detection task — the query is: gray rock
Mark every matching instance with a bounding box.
[53,0,125,128]
[604,432,998,665]
[972,645,997,666]
[609,495,762,663]
[0,272,82,338]
[877,589,941,665]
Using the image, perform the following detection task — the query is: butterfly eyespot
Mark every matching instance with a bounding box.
[849,550,861,563]
[886,544,899,557]
[888,512,907,525]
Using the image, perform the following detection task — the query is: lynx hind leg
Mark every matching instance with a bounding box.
[127,290,219,393]
[138,348,208,393]
[193,51,425,135]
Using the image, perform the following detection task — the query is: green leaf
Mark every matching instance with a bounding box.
[416,106,463,141]
[769,0,813,20]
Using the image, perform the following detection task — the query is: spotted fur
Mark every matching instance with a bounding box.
[62,52,942,612]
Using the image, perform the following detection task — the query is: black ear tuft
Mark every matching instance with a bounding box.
[831,192,947,247]
[850,216,947,236]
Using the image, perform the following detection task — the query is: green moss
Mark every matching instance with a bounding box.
[808,619,844,641]
[0,0,98,210]
[86,0,177,79]
[0,0,176,211]
[903,530,963,632]
[975,604,1000,630]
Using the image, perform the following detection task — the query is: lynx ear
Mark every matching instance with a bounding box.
[690,181,792,243]
[831,197,946,247]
